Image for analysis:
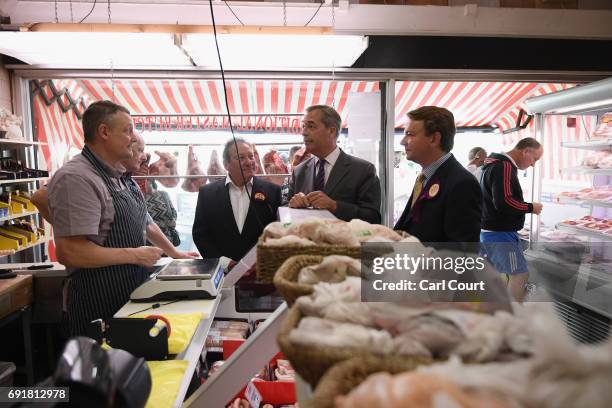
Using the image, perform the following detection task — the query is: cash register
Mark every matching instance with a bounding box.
[130,258,224,302]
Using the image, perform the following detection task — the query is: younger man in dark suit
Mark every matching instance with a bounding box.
[394,106,482,244]
[288,105,381,224]
[192,138,281,265]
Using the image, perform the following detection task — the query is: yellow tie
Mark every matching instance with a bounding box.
[410,174,425,209]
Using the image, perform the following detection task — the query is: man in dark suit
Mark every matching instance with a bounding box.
[288,105,381,224]
[394,106,482,243]
[192,138,281,264]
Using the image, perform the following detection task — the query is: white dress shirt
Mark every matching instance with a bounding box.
[225,175,253,234]
[314,146,341,186]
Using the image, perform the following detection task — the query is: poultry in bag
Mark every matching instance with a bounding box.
[181,145,207,192]
[149,150,179,188]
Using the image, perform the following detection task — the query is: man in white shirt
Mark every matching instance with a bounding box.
[192,138,282,264]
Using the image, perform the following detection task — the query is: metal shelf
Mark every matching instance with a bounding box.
[562,139,612,151]
[0,177,48,185]
[1,236,50,257]
[556,223,612,241]
[557,195,612,209]
[0,210,39,223]
[561,167,612,175]
[0,139,47,147]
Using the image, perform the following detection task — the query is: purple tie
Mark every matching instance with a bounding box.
[313,159,325,191]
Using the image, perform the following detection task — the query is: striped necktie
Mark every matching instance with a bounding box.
[313,159,326,191]
[410,174,426,209]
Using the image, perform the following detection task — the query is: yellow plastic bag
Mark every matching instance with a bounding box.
[131,312,203,355]
[145,360,189,408]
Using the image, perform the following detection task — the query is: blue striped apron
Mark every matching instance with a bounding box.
[65,145,150,336]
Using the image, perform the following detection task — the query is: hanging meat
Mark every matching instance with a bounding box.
[252,144,265,174]
[291,146,311,168]
[149,150,179,188]
[263,149,289,186]
[263,149,289,174]
[207,149,226,179]
[181,145,207,192]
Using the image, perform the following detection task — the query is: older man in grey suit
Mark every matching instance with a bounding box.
[288,105,381,224]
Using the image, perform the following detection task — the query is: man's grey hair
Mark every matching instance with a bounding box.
[306,105,342,138]
[468,147,486,161]
[222,138,251,164]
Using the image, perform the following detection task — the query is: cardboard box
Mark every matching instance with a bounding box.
[0,275,33,319]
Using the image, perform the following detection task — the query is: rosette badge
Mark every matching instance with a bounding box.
[254,192,267,201]
[428,183,439,198]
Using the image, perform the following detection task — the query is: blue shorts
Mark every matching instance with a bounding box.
[480,231,528,275]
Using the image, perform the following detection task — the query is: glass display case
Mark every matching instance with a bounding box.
[524,78,612,341]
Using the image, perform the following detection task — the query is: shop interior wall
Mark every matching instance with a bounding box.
[0,56,12,112]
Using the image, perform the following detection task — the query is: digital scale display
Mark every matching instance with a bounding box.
[156,258,219,280]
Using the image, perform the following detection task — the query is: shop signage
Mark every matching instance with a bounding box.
[133,115,302,134]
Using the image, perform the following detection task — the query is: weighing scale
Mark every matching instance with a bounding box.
[130,258,224,302]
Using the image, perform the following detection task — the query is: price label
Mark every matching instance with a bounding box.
[245,381,262,408]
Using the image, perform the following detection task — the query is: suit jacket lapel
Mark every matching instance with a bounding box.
[406,155,454,220]
[324,150,350,195]
[301,158,315,195]
[221,181,241,236]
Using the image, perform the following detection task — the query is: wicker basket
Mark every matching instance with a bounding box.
[307,355,425,408]
[277,305,431,388]
[256,239,360,283]
[273,255,324,306]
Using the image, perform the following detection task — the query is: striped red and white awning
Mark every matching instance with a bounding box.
[393,81,540,130]
[78,79,380,126]
[497,83,577,133]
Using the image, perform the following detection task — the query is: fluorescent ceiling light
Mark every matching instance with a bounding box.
[0,31,368,69]
[0,32,191,67]
[182,34,368,69]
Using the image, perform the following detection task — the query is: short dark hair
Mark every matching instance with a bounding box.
[407,106,456,152]
[306,105,341,138]
[468,147,486,160]
[82,100,130,143]
[222,138,250,164]
[515,137,541,151]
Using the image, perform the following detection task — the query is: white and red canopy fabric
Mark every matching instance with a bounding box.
[32,78,588,181]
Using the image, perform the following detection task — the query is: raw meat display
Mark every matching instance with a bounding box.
[559,215,612,235]
[181,145,207,192]
[149,150,179,187]
[207,149,226,176]
[581,151,612,169]
[592,112,612,139]
[335,371,513,408]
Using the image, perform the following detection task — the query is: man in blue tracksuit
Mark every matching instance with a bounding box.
[480,137,543,301]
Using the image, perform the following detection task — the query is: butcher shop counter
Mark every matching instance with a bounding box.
[114,258,222,408]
